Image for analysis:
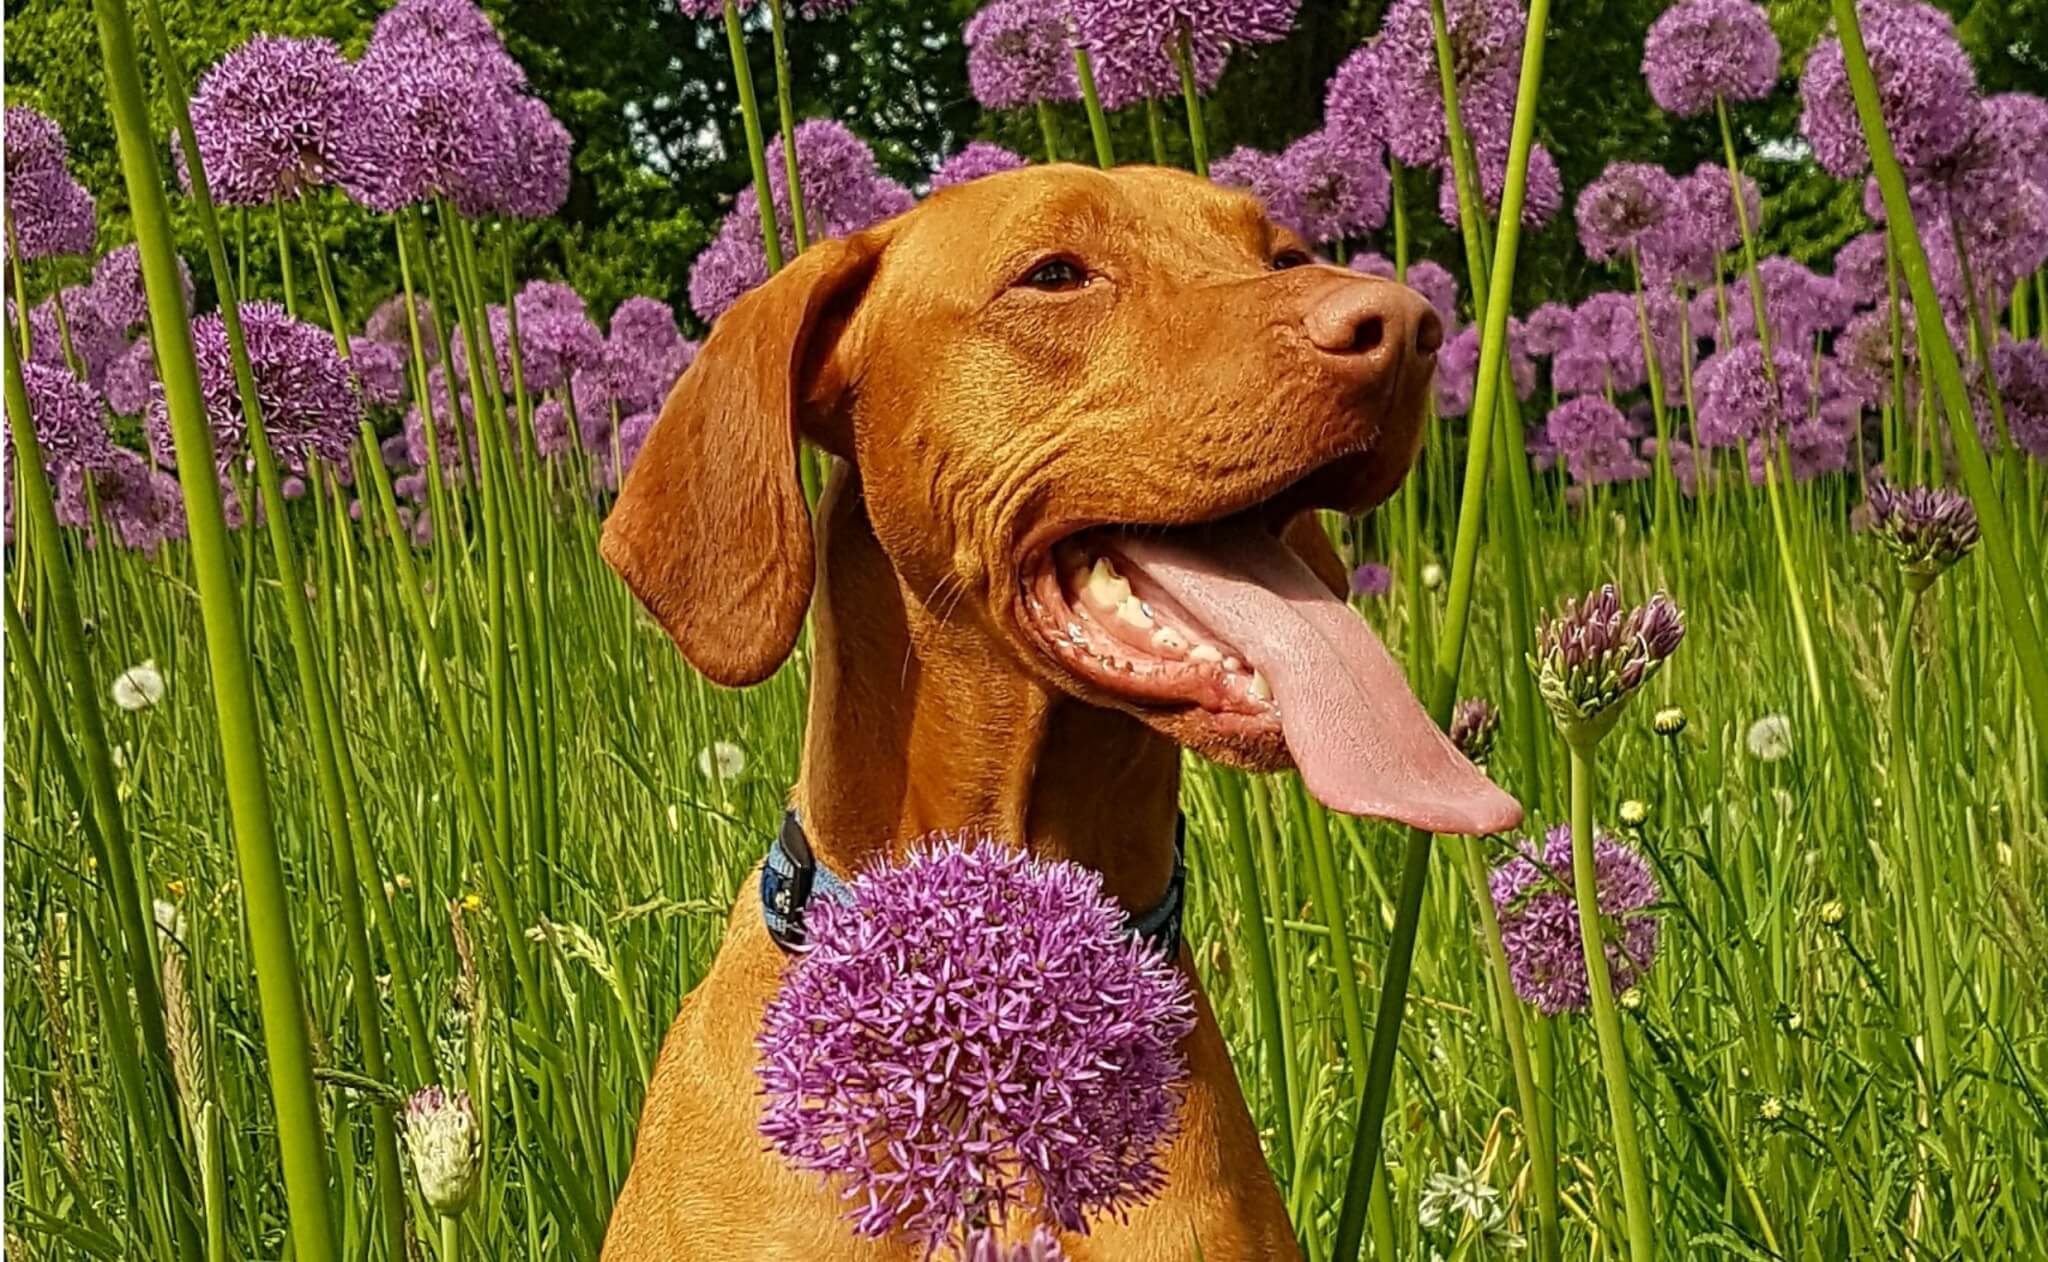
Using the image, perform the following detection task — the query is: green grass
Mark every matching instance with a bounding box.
[8,422,2044,1258]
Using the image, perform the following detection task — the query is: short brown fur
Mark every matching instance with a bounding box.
[600,164,1439,1261]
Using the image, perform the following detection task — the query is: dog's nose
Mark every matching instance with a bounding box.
[1303,279,1442,385]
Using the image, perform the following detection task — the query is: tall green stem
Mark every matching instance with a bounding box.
[766,0,810,255]
[1171,31,1209,176]
[93,1,336,1256]
[1331,0,1551,1253]
[722,0,784,274]
[1072,45,1116,168]
[1569,740,1656,1262]
[1034,100,1063,163]
[1217,774,1295,1181]
[1885,586,1951,1087]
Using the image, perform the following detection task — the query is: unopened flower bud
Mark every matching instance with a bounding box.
[402,1086,480,1215]
[1653,707,1687,736]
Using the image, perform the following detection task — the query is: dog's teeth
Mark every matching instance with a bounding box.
[1085,558,1131,610]
[1153,626,1188,653]
[1249,669,1273,702]
[1068,622,1088,642]
[1188,643,1223,665]
[1114,596,1153,630]
[1223,655,1242,673]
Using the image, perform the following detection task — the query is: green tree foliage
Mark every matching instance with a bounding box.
[6,0,2042,327]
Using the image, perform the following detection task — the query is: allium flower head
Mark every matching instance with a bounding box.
[932,142,1030,191]
[1450,697,1501,765]
[757,840,1194,1246]
[966,1228,1067,1262]
[1373,0,1525,168]
[8,167,98,260]
[1277,128,1390,245]
[1992,337,2048,462]
[1799,0,1977,179]
[402,1086,481,1215]
[89,245,195,335]
[1696,341,1810,446]
[148,302,362,477]
[349,338,411,408]
[1643,162,1757,285]
[370,0,525,88]
[1865,481,1980,586]
[1545,394,1633,484]
[1831,307,1912,406]
[1351,562,1392,597]
[965,0,1081,110]
[5,105,69,175]
[485,94,574,219]
[1491,825,1661,1014]
[1575,162,1679,263]
[106,338,158,417]
[1980,92,2048,189]
[1831,230,1890,307]
[18,361,117,475]
[1521,302,1576,357]
[1402,260,1461,334]
[1065,0,1288,110]
[1439,138,1563,229]
[1323,43,1393,151]
[1641,0,1779,117]
[365,295,440,355]
[185,36,363,206]
[1530,585,1685,742]
[1211,144,1287,215]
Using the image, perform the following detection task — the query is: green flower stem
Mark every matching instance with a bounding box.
[1332,0,1551,1254]
[1172,31,1209,176]
[1567,739,1656,1262]
[93,1,336,1257]
[1216,772,1294,1180]
[1035,100,1063,163]
[392,217,460,576]
[6,219,34,361]
[47,279,86,376]
[1144,98,1169,166]
[1885,587,1951,1087]
[272,196,298,317]
[1630,248,1678,548]
[723,0,784,274]
[766,0,810,255]
[0,428,204,1262]
[1072,45,1116,168]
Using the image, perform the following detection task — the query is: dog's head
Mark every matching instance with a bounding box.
[604,164,1519,835]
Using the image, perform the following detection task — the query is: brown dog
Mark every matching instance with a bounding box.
[599,163,1521,1260]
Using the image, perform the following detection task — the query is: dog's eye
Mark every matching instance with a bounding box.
[1272,249,1314,271]
[1020,258,1088,291]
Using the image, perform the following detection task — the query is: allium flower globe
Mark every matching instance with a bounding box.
[1575,162,1679,263]
[1450,697,1502,765]
[1064,0,1256,111]
[105,339,159,417]
[89,245,195,334]
[1372,0,1524,167]
[1275,128,1390,245]
[757,841,1194,1245]
[932,142,1030,190]
[1799,0,1977,178]
[148,303,363,477]
[185,36,363,205]
[349,338,412,408]
[18,361,117,476]
[5,106,98,259]
[1991,338,2048,461]
[1491,826,1661,1015]
[1439,139,1564,230]
[964,0,1080,110]
[1865,481,1981,584]
[402,1086,482,1215]
[1641,0,1779,117]
[1530,585,1686,741]
[1696,342,1812,446]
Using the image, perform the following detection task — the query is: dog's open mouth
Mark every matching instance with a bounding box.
[1023,516,1522,836]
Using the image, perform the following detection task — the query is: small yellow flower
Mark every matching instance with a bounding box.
[1619,799,1649,828]
[167,879,188,900]
[1819,900,1846,927]
[394,873,414,891]
[1652,707,1687,736]
[1619,987,1644,1012]
[1759,1096,1784,1121]
[460,893,483,914]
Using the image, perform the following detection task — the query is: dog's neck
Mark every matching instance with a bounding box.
[791,469,1182,914]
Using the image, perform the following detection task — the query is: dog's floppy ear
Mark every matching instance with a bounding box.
[601,232,882,686]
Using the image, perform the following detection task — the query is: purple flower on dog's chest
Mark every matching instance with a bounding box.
[756,839,1194,1249]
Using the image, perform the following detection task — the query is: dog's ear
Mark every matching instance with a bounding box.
[1283,511,1352,600]
[601,232,882,686]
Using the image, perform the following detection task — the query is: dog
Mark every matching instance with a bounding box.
[598,163,1522,1260]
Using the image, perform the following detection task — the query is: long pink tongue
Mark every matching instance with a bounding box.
[1118,528,1522,835]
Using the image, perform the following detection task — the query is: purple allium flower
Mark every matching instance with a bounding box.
[1449,697,1501,765]
[966,1228,1067,1262]
[1545,395,1634,484]
[88,245,195,335]
[1575,162,1680,263]
[1521,302,1576,357]
[147,302,362,477]
[1347,252,1396,280]
[1642,162,1757,286]
[1373,0,1525,168]
[1403,260,1461,334]
[1351,561,1393,597]
[1491,825,1661,1014]
[1550,339,1610,397]
[1981,92,2048,189]
[365,295,440,355]
[1832,230,1891,306]
[932,142,1030,191]
[1277,128,1390,245]
[1211,144,1287,212]
[404,369,477,472]
[1753,417,1851,484]
[343,53,513,214]
[1799,0,1976,179]
[605,295,695,397]
[5,105,69,176]
[483,94,573,219]
[1641,0,1779,117]
[1530,584,1685,737]
[1991,337,2048,462]
[1865,479,1980,581]
[65,448,186,551]
[370,0,525,89]
[1438,139,1563,230]
[1831,307,1911,406]
[8,167,98,260]
[378,432,415,472]
[965,0,1081,110]
[18,361,116,476]
[1435,328,1480,416]
[757,840,1194,1246]
[1715,256,1852,350]
[511,280,603,391]
[106,338,158,417]
[1065,0,1285,111]
[1323,43,1393,151]
[349,337,411,408]
[531,399,572,458]
[184,36,363,206]
[1696,341,1810,446]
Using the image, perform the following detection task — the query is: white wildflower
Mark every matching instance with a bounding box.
[1418,1158,1502,1231]
[697,740,747,783]
[1422,562,1445,590]
[1745,713,1793,762]
[110,660,165,711]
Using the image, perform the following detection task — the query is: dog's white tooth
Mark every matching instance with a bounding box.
[1153,626,1188,653]
[1114,596,1153,630]
[1223,655,1242,673]
[1249,669,1273,702]
[1069,622,1088,642]
[1188,643,1223,665]
[1085,557,1132,610]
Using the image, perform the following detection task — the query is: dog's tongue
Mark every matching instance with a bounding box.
[1118,527,1522,835]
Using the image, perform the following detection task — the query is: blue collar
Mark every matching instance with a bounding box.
[760,810,1188,959]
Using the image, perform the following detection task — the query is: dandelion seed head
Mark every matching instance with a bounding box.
[111,660,167,711]
[1744,712,1794,761]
